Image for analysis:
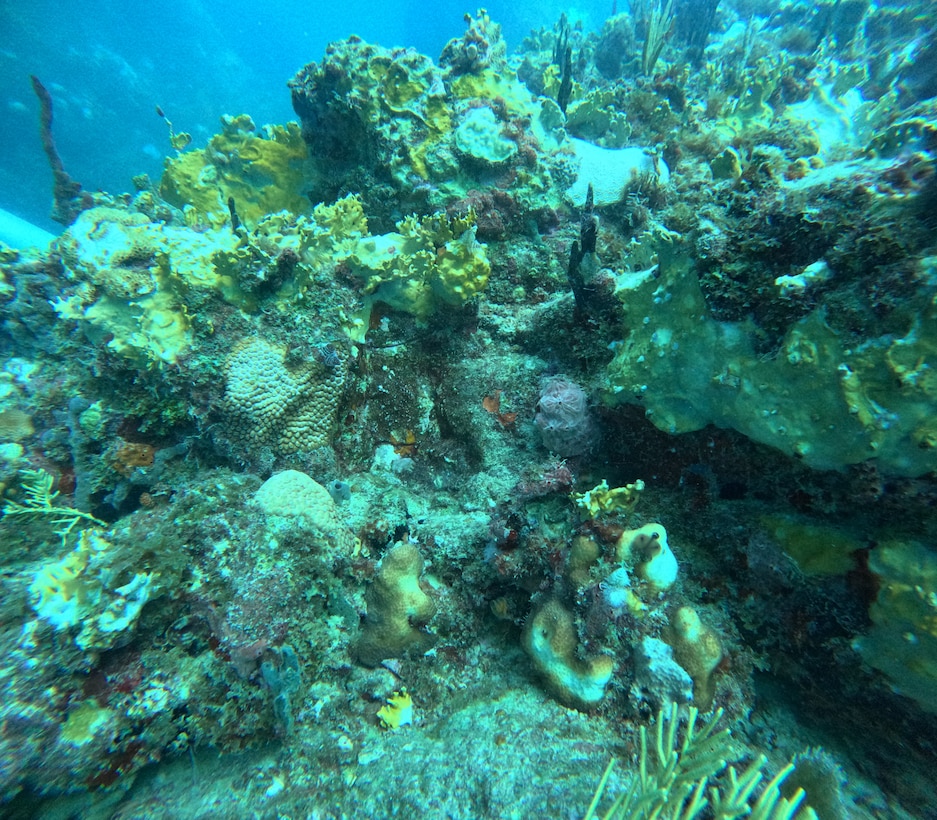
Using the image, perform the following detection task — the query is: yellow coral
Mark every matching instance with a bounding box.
[29,529,156,650]
[665,606,723,710]
[449,69,536,119]
[54,206,253,367]
[574,479,645,517]
[29,533,96,629]
[522,598,614,710]
[353,541,437,666]
[346,209,490,320]
[60,701,116,747]
[432,227,491,306]
[159,116,310,227]
[377,689,414,730]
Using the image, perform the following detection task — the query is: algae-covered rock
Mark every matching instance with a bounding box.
[854,539,937,714]
[52,205,247,367]
[454,106,517,165]
[604,241,937,476]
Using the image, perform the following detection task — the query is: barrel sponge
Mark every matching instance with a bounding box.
[353,541,437,667]
[254,469,357,554]
[223,337,345,456]
[522,598,614,710]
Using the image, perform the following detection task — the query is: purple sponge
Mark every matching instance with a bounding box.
[535,376,595,457]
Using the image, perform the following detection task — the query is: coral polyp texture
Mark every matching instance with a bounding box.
[223,337,346,457]
[2,2,937,817]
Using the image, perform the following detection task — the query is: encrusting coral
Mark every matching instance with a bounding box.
[159,115,310,228]
[522,598,615,710]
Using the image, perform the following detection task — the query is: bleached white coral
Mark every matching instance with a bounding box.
[565,138,669,207]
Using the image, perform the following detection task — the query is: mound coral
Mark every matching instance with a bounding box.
[222,337,346,458]
[353,541,437,667]
[664,607,723,711]
[522,598,614,710]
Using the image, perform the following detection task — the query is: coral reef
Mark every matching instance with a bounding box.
[1,3,936,817]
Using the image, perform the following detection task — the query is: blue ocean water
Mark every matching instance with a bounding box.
[1,0,936,818]
[0,0,598,232]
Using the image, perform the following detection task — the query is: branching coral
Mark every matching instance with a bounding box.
[583,703,808,820]
[2,468,104,548]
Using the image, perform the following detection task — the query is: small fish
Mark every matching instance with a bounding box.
[313,344,341,369]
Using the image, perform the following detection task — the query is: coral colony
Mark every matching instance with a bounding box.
[1,3,936,818]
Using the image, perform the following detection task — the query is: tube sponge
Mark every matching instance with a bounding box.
[522,599,614,710]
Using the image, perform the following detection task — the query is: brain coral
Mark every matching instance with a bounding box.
[223,338,346,457]
[254,470,358,554]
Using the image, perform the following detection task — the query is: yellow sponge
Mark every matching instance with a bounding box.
[522,599,614,710]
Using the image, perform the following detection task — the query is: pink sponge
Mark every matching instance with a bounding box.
[534,376,595,457]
